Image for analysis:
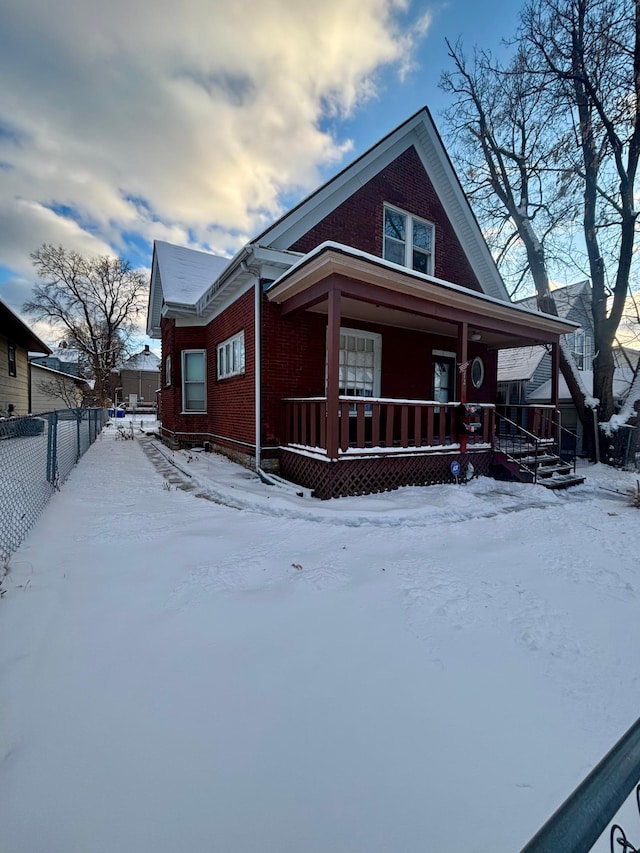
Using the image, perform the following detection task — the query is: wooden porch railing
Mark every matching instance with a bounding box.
[283,397,496,458]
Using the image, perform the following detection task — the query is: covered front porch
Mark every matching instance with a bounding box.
[265,244,576,498]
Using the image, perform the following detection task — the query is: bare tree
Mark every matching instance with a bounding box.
[24,245,147,406]
[441,0,640,458]
[34,374,89,410]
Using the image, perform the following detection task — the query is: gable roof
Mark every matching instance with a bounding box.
[252,106,509,302]
[117,348,161,372]
[146,240,232,336]
[515,280,591,318]
[30,361,90,387]
[154,240,230,305]
[497,346,546,383]
[147,107,512,337]
[0,297,51,354]
[528,368,634,403]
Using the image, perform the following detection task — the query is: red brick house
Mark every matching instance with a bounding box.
[147,108,576,498]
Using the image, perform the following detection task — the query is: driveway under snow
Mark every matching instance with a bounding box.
[0,421,638,852]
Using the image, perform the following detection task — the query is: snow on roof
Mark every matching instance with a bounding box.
[154,241,231,306]
[267,241,578,331]
[497,346,546,383]
[30,362,89,385]
[119,349,161,372]
[528,368,634,402]
[49,343,81,360]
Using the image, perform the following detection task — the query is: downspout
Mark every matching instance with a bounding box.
[254,271,261,471]
[241,253,261,472]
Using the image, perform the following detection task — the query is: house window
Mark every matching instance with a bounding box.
[383,205,434,275]
[329,329,382,412]
[165,354,172,387]
[217,331,245,380]
[470,356,485,389]
[182,350,206,412]
[8,343,16,377]
[567,330,592,370]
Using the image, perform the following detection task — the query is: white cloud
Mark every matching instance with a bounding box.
[0,0,430,309]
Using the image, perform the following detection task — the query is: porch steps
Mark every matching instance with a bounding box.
[492,448,585,489]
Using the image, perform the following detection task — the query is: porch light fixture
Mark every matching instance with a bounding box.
[470,332,482,341]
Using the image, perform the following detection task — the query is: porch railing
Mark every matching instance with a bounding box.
[283,397,495,458]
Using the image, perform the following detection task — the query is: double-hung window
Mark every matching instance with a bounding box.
[567,330,592,370]
[329,328,382,413]
[217,331,245,380]
[383,205,434,275]
[182,350,206,412]
[8,343,17,377]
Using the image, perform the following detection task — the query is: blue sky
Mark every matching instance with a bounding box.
[0,0,522,347]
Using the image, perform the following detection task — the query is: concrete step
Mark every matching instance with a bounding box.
[539,474,586,489]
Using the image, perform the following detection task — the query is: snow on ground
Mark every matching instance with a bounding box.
[0,416,639,852]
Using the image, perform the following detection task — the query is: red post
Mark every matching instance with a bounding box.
[326,286,340,459]
[458,322,469,453]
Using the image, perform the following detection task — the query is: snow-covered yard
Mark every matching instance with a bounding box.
[0,418,639,852]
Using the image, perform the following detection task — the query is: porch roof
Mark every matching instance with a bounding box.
[265,243,578,348]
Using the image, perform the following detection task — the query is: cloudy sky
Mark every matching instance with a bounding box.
[0,0,520,344]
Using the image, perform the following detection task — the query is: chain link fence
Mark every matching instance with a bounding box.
[0,408,107,566]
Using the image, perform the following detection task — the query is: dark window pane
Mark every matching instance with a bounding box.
[384,208,406,241]
[413,249,429,273]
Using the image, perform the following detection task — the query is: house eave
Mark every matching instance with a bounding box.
[254,106,510,303]
[266,244,579,343]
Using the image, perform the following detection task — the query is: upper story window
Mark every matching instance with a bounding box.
[217,331,245,380]
[567,330,593,370]
[383,205,434,275]
[164,354,172,387]
[182,350,206,412]
[8,343,17,377]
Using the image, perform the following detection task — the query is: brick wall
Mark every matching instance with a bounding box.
[261,298,326,447]
[289,146,482,292]
[160,287,256,452]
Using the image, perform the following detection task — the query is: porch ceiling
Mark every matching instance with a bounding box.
[266,243,578,348]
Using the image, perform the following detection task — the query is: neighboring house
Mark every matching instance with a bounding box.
[31,341,82,377]
[528,367,637,454]
[497,280,593,406]
[147,107,577,498]
[111,345,161,411]
[0,298,50,418]
[497,282,640,453]
[30,362,91,413]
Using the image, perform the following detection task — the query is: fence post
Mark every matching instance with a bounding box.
[47,412,58,484]
[76,409,82,462]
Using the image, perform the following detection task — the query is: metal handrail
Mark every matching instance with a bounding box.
[520,716,640,852]
[494,411,544,484]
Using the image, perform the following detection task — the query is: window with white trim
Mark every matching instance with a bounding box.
[567,330,593,370]
[182,350,206,412]
[326,329,382,413]
[383,205,434,274]
[164,354,172,387]
[217,331,245,380]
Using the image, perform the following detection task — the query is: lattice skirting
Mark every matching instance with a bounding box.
[280,449,494,500]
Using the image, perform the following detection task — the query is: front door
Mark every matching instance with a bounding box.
[433,354,456,403]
